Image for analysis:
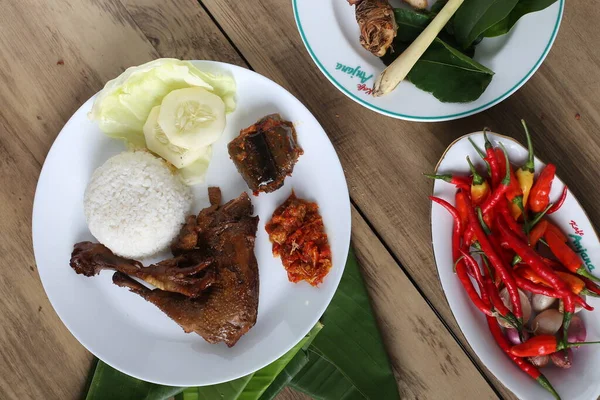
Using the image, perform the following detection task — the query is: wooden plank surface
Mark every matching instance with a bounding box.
[0,0,495,398]
[199,0,600,398]
[1,0,598,399]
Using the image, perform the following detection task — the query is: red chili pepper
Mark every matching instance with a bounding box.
[484,275,512,318]
[424,173,471,192]
[561,294,575,348]
[547,185,568,214]
[483,132,501,188]
[494,147,522,202]
[529,220,548,247]
[544,229,600,282]
[511,335,600,357]
[463,225,476,247]
[481,144,512,215]
[529,164,556,213]
[545,222,567,243]
[583,277,600,296]
[496,216,593,311]
[430,196,462,267]
[468,137,492,176]
[465,195,523,321]
[514,273,561,298]
[498,198,526,241]
[456,254,494,316]
[486,317,560,400]
[460,249,486,296]
[455,191,469,235]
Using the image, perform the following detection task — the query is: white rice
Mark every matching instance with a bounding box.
[84,151,192,259]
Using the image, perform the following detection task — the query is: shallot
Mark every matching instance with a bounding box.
[531,309,563,336]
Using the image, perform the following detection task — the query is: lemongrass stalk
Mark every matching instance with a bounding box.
[372,0,465,97]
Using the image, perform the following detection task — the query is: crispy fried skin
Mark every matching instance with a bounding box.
[70,242,214,297]
[71,188,260,347]
[114,189,259,347]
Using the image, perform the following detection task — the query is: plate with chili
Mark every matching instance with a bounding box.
[430,130,600,400]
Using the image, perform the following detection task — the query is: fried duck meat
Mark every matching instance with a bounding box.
[348,0,398,57]
[70,242,215,298]
[228,114,303,195]
[116,189,260,347]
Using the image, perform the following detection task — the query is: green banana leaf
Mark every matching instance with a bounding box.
[85,362,183,400]
[175,322,323,400]
[175,375,254,400]
[290,348,363,400]
[84,249,399,400]
[291,249,400,400]
[258,347,311,400]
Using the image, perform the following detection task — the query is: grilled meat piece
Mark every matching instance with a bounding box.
[349,0,398,57]
[70,242,214,298]
[172,187,223,255]
[115,189,260,347]
[228,114,303,194]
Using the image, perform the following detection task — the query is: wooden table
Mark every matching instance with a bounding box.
[1,1,598,399]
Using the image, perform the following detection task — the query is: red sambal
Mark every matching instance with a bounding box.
[265,192,332,286]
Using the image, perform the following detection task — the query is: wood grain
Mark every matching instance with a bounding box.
[120,0,501,397]
[2,0,598,398]
[195,1,512,397]
[0,0,157,398]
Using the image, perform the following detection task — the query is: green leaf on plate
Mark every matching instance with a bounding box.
[392,8,475,57]
[174,323,323,400]
[85,361,184,400]
[483,0,558,37]
[382,37,494,103]
[453,0,519,48]
[291,249,400,400]
[393,8,432,42]
[430,0,448,15]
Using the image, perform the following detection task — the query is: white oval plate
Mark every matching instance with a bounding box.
[32,61,351,387]
[294,1,564,121]
[431,132,600,400]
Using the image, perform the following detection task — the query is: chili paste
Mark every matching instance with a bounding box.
[266,192,332,286]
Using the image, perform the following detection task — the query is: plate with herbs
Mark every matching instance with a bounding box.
[294,0,563,121]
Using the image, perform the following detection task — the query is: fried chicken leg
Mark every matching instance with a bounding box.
[114,189,260,347]
[70,242,214,298]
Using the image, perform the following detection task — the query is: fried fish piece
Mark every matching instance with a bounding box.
[228,114,303,194]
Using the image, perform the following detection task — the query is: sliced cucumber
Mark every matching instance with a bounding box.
[178,147,213,185]
[143,106,211,169]
[158,87,226,149]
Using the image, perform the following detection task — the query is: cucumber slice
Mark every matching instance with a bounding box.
[143,106,210,169]
[178,147,213,185]
[158,87,226,149]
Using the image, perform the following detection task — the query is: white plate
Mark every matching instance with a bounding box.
[32,61,351,387]
[294,1,564,121]
[431,132,600,400]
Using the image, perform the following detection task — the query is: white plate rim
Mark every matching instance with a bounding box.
[31,61,351,386]
[293,0,565,122]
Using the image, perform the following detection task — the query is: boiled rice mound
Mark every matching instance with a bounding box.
[84,151,192,259]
